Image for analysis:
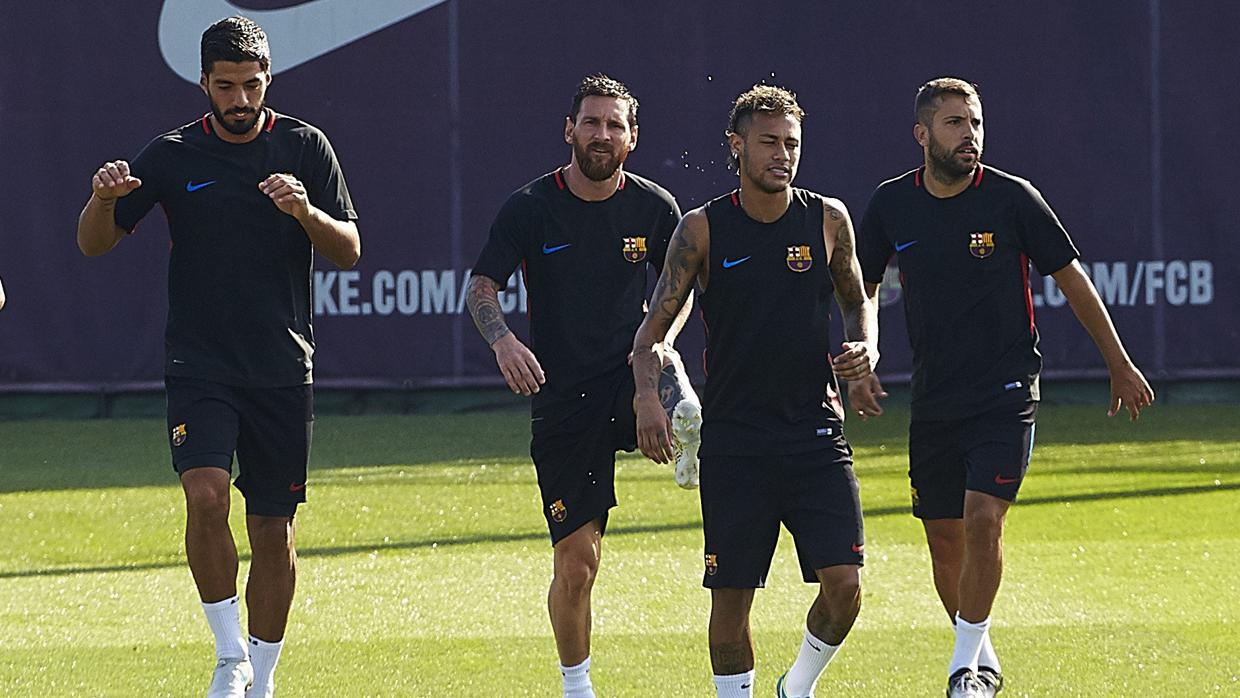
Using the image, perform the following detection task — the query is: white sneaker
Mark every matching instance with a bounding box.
[946,669,987,698]
[207,657,253,698]
[670,399,702,489]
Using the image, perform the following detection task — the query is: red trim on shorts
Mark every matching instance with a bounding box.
[972,164,985,188]
[1020,253,1035,333]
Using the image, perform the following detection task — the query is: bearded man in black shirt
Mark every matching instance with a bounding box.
[77,16,359,698]
[854,77,1153,698]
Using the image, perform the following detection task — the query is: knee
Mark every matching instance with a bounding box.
[248,517,295,557]
[554,551,598,597]
[821,568,862,609]
[182,477,230,523]
[964,507,1006,539]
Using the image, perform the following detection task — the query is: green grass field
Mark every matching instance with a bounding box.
[0,403,1236,696]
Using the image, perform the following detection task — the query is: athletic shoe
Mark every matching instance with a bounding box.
[946,668,986,698]
[976,666,1004,696]
[669,399,701,489]
[774,672,790,697]
[207,657,253,698]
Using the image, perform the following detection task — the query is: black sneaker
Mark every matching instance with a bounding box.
[946,668,986,698]
[976,666,1004,696]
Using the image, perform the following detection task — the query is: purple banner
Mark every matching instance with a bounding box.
[1,1,1236,391]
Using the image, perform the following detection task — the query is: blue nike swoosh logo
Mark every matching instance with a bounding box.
[185,180,216,192]
[894,240,919,252]
[721,256,751,268]
[542,243,572,254]
[158,0,447,83]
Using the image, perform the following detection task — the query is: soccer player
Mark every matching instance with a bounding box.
[632,85,877,698]
[76,17,359,698]
[466,74,700,698]
[852,77,1154,698]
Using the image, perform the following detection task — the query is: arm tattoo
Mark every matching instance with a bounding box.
[826,201,873,344]
[466,275,511,346]
[635,215,704,394]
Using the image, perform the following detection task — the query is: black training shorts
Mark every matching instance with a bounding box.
[908,400,1037,519]
[166,376,313,517]
[530,366,637,545]
[699,432,864,589]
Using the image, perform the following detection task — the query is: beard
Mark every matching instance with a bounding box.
[741,156,793,194]
[573,137,626,181]
[211,101,264,135]
[928,133,979,180]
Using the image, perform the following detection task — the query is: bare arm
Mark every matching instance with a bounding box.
[259,173,360,269]
[633,209,708,462]
[466,273,544,395]
[78,160,141,256]
[824,199,878,380]
[663,289,695,347]
[1052,259,1154,420]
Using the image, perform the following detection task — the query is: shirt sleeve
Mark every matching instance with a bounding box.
[647,194,682,277]
[856,188,895,285]
[113,138,165,233]
[472,193,532,286]
[302,127,357,221]
[1015,180,1079,276]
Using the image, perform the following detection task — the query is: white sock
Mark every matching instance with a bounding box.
[977,629,1001,673]
[713,670,755,698]
[783,627,841,696]
[201,596,247,660]
[247,635,284,696]
[948,613,990,676]
[560,657,595,698]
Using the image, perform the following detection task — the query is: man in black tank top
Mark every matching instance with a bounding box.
[854,78,1154,698]
[633,86,878,698]
[467,75,700,698]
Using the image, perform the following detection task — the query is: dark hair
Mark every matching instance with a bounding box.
[914,77,980,126]
[726,85,805,168]
[201,16,270,75]
[568,74,638,128]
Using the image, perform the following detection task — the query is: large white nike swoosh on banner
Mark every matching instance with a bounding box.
[159,0,447,83]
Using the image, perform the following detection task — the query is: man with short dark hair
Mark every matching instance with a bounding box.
[633,84,877,698]
[466,74,700,698]
[77,16,359,698]
[853,76,1153,698]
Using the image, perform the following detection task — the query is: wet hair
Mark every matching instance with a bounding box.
[201,16,270,75]
[568,74,639,128]
[914,77,980,126]
[726,84,805,167]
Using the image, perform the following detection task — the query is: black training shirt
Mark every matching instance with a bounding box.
[472,168,680,405]
[699,188,845,456]
[856,165,1078,421]
[115,109,356,387]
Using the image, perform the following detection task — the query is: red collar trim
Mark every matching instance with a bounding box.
[554,167,626,192]
[730,190,740,207]
[972,164,985,188]
[201,108,275,136]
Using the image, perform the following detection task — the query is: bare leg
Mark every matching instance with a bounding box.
[181,468,238,602]
[957,491,1009,622]
[709,588,756,674]
[548,518,603,666]
[245,515,297,641]
[922,518,965,619]
[808,564,862,645]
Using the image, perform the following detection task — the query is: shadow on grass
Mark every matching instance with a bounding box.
[4,480,1235,581]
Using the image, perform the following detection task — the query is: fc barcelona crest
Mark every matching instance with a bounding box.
[171,423,188,447]
[969,231,995,259]
[549,499,568,523]
[623,236,648,263]
[786,244,813,272]
[704,553,719,576]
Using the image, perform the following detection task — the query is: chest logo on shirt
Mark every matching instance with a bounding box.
[969,231,996,259]
[786,245,813,272]
[622,237,648,263]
